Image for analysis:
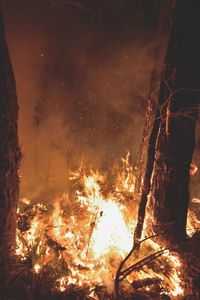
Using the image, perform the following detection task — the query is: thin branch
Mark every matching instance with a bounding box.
[114,233,164,298]
[119,247,168,281]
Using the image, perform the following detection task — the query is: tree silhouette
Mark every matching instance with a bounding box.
[0,10,20,249]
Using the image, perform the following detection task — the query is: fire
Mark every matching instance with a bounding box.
[162,251,184,297]
[190,162,198,176]
[192,198,200,204]
[187,210,200,237]
[34,263,41,273]
[90,199,133,258]
[15,152,199,299]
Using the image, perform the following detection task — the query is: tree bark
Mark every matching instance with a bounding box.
[152,0,200,238]
[134,2,171,243]
[0,10,20,249]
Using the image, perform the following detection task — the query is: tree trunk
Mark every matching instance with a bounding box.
[152,0,200,238]
[0,11,20,249]
[134,2,171,244]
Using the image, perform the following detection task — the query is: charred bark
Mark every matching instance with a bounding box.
[134,26,176,242]
[152,0,200,238]
[134,3,171,243]
[0,11,20,249]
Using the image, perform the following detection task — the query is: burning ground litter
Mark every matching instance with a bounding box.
[13,152,200,299]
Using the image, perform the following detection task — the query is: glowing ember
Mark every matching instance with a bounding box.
[192,198,200,204]
[162,251,184,297]
[187,210,200,237]
[34,263,41,273]
[190,162,198,176]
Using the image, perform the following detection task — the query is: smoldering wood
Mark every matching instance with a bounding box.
[0,10,20,249]
[131,277,162,289]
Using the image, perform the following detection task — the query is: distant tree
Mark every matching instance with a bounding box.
[33,97,46,179]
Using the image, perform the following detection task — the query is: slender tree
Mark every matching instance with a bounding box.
[0,10,20,249]
[134,1,170,244]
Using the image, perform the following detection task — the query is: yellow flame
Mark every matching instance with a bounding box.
[34,263,41,273]
[90,199,132,258]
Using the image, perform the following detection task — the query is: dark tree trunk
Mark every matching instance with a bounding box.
[134,3,171,244]
[0,11,20,249]
[152,0,200,238]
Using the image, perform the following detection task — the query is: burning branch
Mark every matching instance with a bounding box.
[118,247,168,282]
[114,233,167,298]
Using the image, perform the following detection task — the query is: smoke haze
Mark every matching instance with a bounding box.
[2,0,199,206]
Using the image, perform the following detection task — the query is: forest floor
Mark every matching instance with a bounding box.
[0,233,200,300]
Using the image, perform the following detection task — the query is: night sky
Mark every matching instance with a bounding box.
[1,0,200,206]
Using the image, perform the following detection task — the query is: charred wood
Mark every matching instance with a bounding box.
[131,277,162,290]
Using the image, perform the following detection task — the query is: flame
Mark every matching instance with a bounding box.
[90,199,133,258]
[162,251,184,297]
[192,198,200,204]
[15,152,199,299]
[34,263,41,273]
[187,210,200,237]
[190,162,198,176]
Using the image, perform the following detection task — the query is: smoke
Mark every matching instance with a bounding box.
[2,0,164,201]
